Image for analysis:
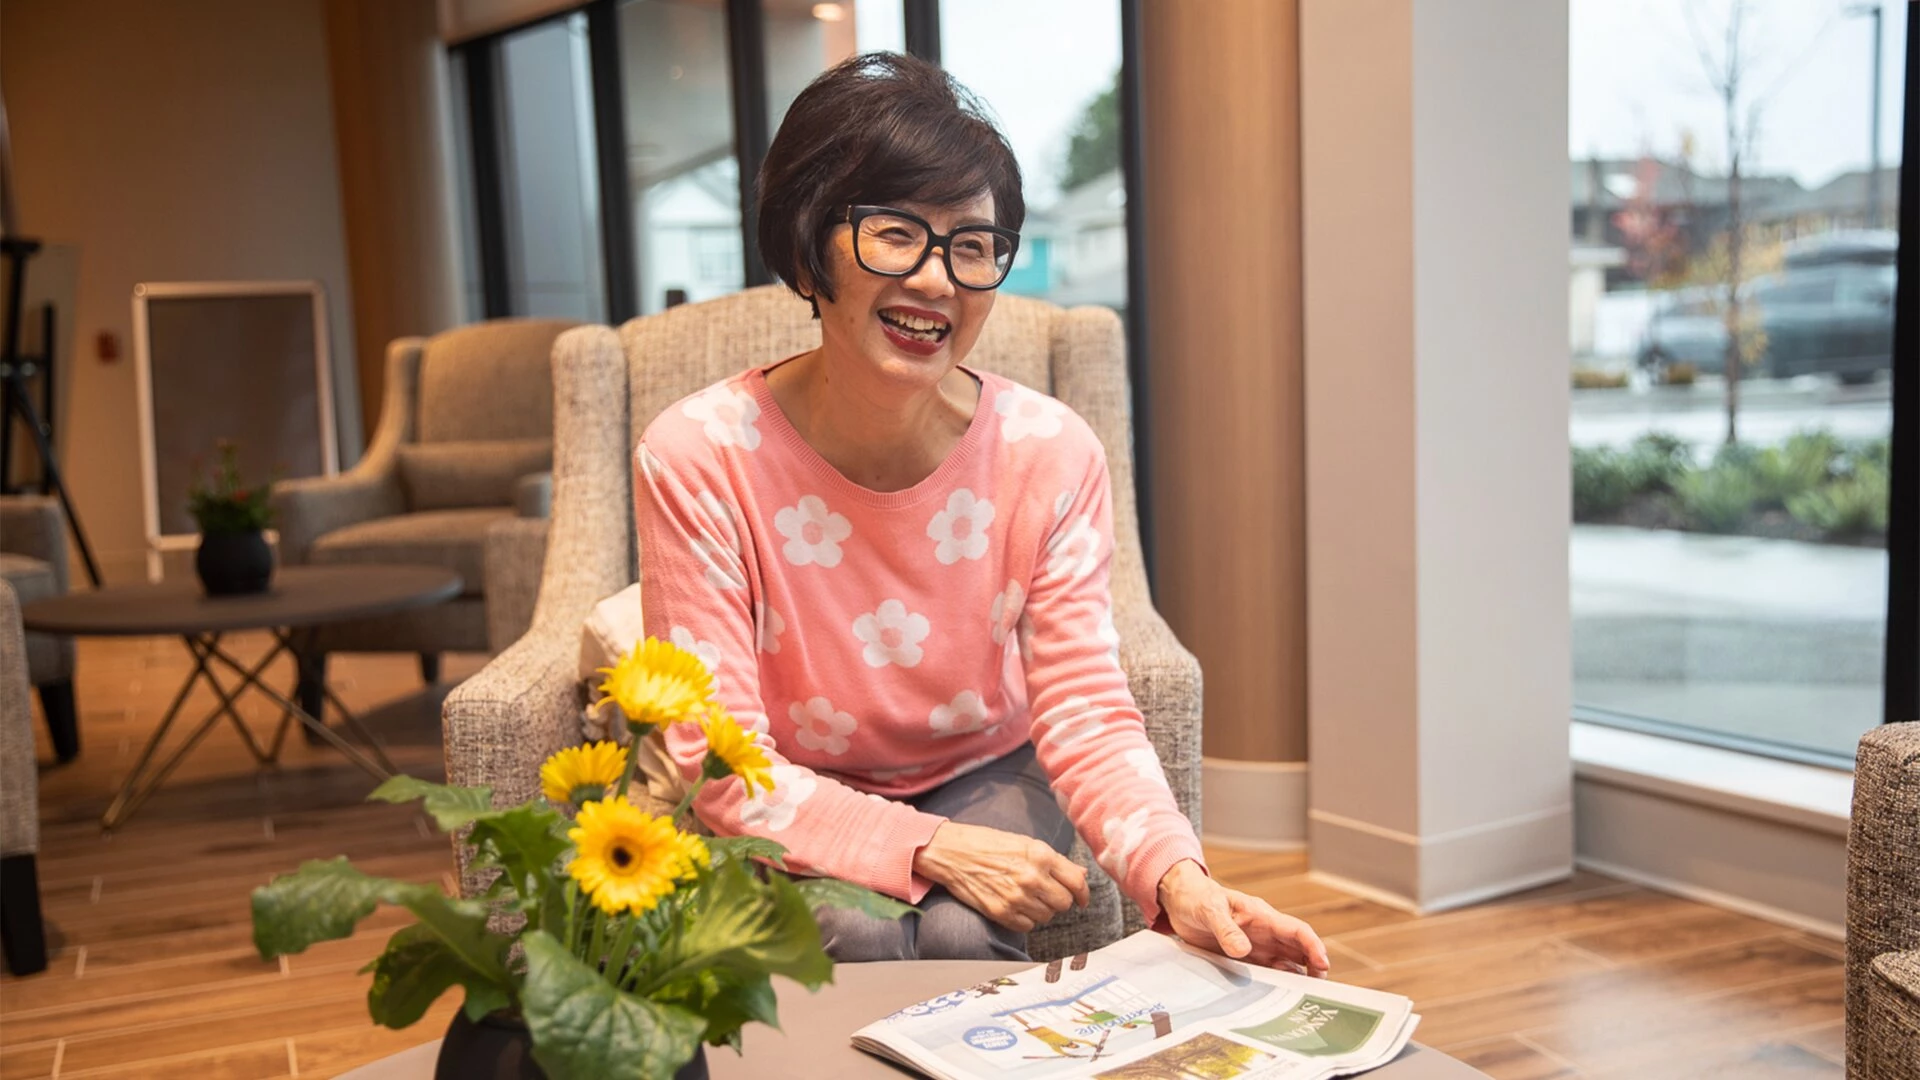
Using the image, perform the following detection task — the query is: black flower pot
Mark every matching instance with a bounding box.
[436,1011,710,1080]
[194,530,273,597]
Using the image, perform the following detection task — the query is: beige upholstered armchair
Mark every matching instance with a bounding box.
[272,319,576,714]
[0,496,77,762]
[1848,723,1920,1078]
[1,579,47,974]
[443,286,1202,960]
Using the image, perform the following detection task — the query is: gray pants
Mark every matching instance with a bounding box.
[815,743,1075,963]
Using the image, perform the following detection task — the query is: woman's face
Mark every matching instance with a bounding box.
[813,191,1000,393]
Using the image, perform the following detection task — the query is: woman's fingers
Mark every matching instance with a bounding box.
[1203,894,1253,958]
[1050,855,1092,909]
[1229,893,1330,974]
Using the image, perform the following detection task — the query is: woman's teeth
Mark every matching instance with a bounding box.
[881,311,949,341]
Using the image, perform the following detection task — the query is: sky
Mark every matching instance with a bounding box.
[1570,0,1907,188]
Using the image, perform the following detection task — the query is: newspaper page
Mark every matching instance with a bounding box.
[853,931,1419,1080]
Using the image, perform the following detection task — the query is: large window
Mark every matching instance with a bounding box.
[497,13,607,321]
[618,0,741,315]
[941,0,1126,313]
[1568,0,1907,761]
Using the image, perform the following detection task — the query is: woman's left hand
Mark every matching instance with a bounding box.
[1156,859,1331,976]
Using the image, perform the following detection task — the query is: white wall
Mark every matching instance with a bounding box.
[1302,0,1573,909]
[3,0,359,582]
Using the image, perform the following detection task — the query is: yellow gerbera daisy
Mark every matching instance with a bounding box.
[540,741,627,805]
[699,708,774,797]
[675,832,711,877]
[566,796,688,915]
[595,637,715,736]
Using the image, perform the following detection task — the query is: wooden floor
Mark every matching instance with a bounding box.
[0,634,1846,1079]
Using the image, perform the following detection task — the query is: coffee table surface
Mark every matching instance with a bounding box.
[19,565,463,636]
[338,959,1487,1079]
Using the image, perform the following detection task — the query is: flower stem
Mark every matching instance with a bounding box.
[587,908,608,970]
[602,916,639,987]
[618,736,642,800]
[671,775,708,828]
[564,884,582,953]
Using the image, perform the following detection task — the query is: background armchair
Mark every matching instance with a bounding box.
[443,286,1203,960]
[1848,722,1920,1078]
[272,319,576,711]
[0,495,77,762]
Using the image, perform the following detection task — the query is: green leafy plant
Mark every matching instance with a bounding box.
[1787,461,1890,537]
[1746,431,1839,507]
[1571,446,1635,519]
[1677,464,1758,533]
[187,440,276,533]
[250,639,910,1080]
[1622,432,1693,495]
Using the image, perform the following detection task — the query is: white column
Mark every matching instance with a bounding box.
[1301,0,1574,911]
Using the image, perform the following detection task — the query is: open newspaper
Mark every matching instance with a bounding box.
[853,931,1419,1080]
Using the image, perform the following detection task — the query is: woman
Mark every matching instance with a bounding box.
[637,52,1328,973]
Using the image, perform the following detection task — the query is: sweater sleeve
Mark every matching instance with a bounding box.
[634,441,947,902]
[1022,446,1207,925]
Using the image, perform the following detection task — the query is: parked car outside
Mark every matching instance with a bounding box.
[1638,256,1896,385]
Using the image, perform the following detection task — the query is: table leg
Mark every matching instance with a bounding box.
[189,634,284,765]
[199,635,398,781]
[100,644,219,829]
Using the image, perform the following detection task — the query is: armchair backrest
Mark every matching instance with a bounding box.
[619,285,1147,595]
[415,318,578,443]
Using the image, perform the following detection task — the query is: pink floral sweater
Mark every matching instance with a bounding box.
[635,362,1205,922]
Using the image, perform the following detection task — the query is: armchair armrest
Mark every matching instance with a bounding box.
[484,516,549,654]
[271,338,422,564]
[443,619,583,896]
[0,496,69,594]
[1848,722,1920,1078]
[513,471,552,519]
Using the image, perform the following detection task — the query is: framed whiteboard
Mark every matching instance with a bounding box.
[133,281,339,581]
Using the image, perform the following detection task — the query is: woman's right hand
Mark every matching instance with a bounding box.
[911,821,1091,932]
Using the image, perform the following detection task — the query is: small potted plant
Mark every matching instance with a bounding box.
[186,440,276,596]
[251,638,910,1080]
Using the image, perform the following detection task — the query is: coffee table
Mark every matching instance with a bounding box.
[21,564,462,829]
[337,959,1488,1079]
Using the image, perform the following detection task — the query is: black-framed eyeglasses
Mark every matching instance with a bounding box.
[837,205,1021,291]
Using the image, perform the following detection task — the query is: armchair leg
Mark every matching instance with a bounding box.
[296,650,329,745]
[0,853,48,975]
[36,679,77,764]
[418,652,440,685]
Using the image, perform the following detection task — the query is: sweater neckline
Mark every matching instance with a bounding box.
[748,359,995,510]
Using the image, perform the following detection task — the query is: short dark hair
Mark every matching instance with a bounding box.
[757,52,1025,314]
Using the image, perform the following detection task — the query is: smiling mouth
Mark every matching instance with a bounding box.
[879,308,951,344]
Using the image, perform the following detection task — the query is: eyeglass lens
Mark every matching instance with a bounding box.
[854,212,1014,288]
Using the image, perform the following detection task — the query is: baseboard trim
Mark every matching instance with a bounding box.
[1576,854,1844,940]
[1574,773,1845,933]
[1201,758,1307,849]
[1308,804,1574,912]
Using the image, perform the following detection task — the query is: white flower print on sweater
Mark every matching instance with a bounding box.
[929,690,993,738]
[738,765,816,832]
[682,386,762,450]
[995,386,1067,443]
[852,600,930,668]
[927,489,995,565]
[789,696,858,756]
[1045,514,1101,582]
[775,495,852,568]
[669,626,721,675]
[1098,807,1153,880]
[692,491,747,591]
